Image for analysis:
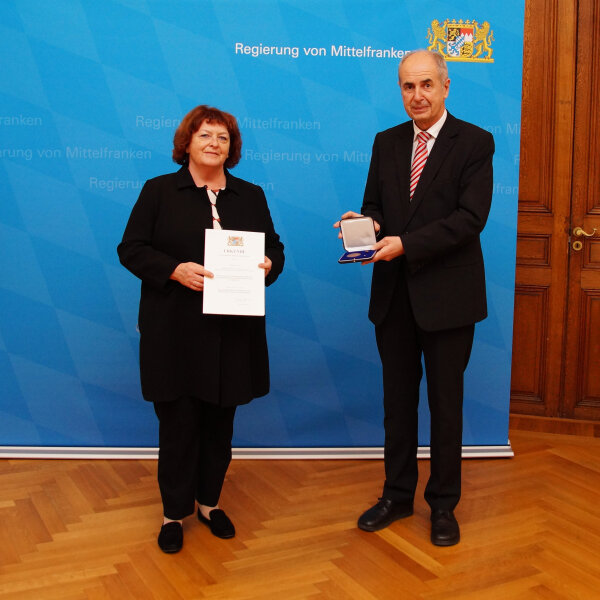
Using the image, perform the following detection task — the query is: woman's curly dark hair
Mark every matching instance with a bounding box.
[172,105,242,168]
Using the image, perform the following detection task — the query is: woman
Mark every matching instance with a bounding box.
[117,105,284,553]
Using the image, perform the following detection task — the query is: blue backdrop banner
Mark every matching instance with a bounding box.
[0,1,523,449]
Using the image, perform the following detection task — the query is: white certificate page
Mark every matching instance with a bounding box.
[203,229,265,316]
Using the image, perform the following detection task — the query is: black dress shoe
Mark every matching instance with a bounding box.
[198,508,235,539]
[158,521,183,553]
[430,510,460,546]
[357,498,413,532]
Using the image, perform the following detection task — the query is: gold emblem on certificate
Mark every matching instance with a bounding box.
[227,235,244,246]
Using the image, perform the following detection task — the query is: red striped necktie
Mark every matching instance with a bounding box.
[409,131,431,199]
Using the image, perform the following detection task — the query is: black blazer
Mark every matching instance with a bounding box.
[117,167,284,405]
[361,113,494,331]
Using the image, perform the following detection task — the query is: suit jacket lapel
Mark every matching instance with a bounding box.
[393,124,414,226]
[404,114,459,227]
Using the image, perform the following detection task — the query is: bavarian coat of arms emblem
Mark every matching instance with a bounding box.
[427,19,494,62]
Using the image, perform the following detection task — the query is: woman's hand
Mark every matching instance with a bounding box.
[170,262,214,291]
[259,256,272,278]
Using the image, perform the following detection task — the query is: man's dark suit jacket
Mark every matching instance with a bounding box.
[361,112,494,331]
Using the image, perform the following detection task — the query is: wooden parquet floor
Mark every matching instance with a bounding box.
[1,429,599,599]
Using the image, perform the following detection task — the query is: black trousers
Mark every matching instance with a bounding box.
[375,273,474,512]
[153,397,236,520]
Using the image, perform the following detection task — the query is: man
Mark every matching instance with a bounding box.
[336,50,494,546]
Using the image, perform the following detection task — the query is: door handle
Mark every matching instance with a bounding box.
[573,226,597,238]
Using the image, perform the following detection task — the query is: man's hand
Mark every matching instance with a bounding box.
[362,236,404,264]
[170,262,214,291]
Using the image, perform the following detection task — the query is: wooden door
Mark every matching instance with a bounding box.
[562,1,600,419]
[510,0,600,422]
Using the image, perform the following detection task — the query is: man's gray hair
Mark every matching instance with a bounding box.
[400,50,448,83]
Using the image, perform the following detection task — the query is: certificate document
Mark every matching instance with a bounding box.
[203,229,265,316]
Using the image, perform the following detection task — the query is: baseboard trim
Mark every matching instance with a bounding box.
[509,413,600,437]
[0,444,514,460]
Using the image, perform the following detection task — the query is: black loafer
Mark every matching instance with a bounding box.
[357,498,413,532]
[198,508,235,539]
[431,510,460,546]
[158,521,183,553]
